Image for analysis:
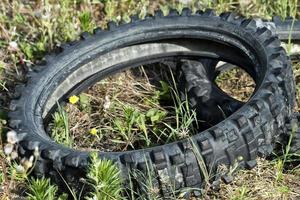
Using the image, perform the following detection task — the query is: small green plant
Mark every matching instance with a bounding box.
[231,186,249,200]
[162,70,199,142]
[79,11,95,33]
[86,152,123,200]
[104,0,119,21]
[26,177,57,200]
[7,161,28,182]
[276,158,284,182]
[0,170,3,185]
[26,177,68,200]
[79,94,91,113]
[112,104,147,148]
[286,18,296,56]
[127,168,162,200]
[51,103,73,148]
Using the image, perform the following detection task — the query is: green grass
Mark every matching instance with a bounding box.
[51,103,73,148]
[85,152,123,200]
[50,67,200,151]
[26,177,68,200]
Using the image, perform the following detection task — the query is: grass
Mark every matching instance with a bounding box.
[50,103,73,148]
[51,66,199,151]
[0,0,299,199]
[85,152,123,200]
[26,177,62,200]
[215,66,255,102]
[209,158,300,200]
[208,122,300,200]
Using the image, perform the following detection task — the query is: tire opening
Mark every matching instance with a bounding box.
[215,62,256,102]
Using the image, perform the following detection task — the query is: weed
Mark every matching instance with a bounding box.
[51,103,73,148]
[79,94,92,113]
[26,177,58,200]
[85,152,123,200]
[53,66,202,151]
[215,66,255,102]
[79,11,96,33]
[163,70,199,142]
[26,177,68,200]
[231,186,249,200]
[0,171,3,186]
[127,168,162,200]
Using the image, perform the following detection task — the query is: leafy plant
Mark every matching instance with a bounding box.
[86,152,123,200]
[161,70,199,142]
[79,94,91,112]
[8,162,28,182]
[146,108,167,125]
[230,186,249,200]
[26,177,68,200]
[0,170,3,185]
[26,178,57,200]
[79,11,95,33]
[127,168,162,200]
[51,103,73,147]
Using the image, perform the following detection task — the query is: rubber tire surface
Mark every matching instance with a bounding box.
[8,9,296,197]
[272,16,300,42]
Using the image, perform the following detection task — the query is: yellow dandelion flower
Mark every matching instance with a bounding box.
[90,128,98,135]
[69,95,79,104]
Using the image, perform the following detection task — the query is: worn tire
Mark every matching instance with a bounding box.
[8,9,296,197]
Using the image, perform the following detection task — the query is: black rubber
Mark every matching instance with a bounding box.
[178,59,244,127]
[282,113,300,155]
[214,16,300,74]
[8,9,296,197]
[272,16,300,42]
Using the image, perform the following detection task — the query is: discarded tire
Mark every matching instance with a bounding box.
[8,9,296,197]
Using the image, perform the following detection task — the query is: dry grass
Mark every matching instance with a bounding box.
[209,159,300,200]
[63,67,172,151]
[293,59,300,112]
[59,64,257,151]
[216,66,255,102]
[54,65,199,151]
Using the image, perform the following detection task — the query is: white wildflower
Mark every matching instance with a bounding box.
[92,196,97,200]
[23,157,34,170]
[9,41,18,50]
[42,12,50,20]
[238,156,244,161]
[178,0,192,4]
[11,151,18,160]
[6,130,18,144]
[6,156,11,162]
[33,146,39,157]
[116,15,121,21]
[103,95,111,110]
[289,44,300,55]
[21,157,26,164]
[16,165,25,173]
[239,0,252,7]
[29,155,34,162]
[4,143,14,155]
[179,129,189,139]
